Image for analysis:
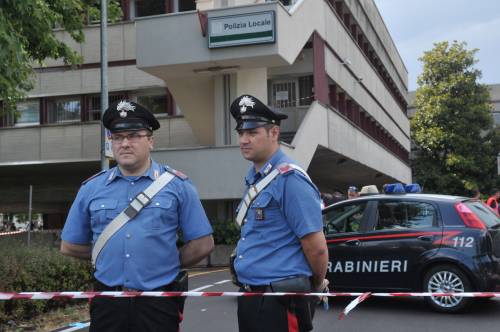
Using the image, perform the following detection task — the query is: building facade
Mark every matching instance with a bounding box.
[0,0,411,228]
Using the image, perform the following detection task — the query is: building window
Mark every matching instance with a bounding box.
[134,0,167,17]
[15,100,40,126]
[137,94,168,116]
[270,76,313,109]
[47,97,81,123]
[270,80,298,108]
[88,94,127,121]
[178,0,196,11]
[298,75,314,106]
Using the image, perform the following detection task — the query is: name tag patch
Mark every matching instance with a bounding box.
[255,208,265,220]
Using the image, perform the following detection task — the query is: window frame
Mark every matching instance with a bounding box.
[14,100,40,127]
[129,88,175,117]
[369,199,439,232]
[322,200,376,236]
[46,95,82,124]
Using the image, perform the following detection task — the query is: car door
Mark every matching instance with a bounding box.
[323,200,376,289]
[358,199,441,290]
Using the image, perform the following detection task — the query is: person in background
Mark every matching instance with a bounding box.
[320,192,334,207]
[347,186,359,199]
[486,189,500,214]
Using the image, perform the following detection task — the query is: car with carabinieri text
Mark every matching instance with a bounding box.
[323,184,500,312]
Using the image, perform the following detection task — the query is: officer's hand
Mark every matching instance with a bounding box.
[314,278,329,292]
[315,279,330,310]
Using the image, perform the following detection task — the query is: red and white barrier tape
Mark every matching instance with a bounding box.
[339,292,371,320]
[2,291,499,319]
[0,230,26,237]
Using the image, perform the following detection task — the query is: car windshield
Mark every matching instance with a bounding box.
[465,201,500,228]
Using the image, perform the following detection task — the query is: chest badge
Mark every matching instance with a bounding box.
[255,208,265,221]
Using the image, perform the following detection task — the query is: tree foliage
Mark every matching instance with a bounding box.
[411,41,499,195]
[0,0,122,113]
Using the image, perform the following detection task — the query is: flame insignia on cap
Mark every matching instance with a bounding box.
[116,100,136,118]
[239,96,255,114]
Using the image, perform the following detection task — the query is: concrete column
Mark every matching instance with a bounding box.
[214,75,225,146]
[214,74,237,146]
[197,0,217,10]
[236,68,268,103]
[313,32,328,105]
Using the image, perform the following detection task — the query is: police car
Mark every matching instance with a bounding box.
[323,184,500,312]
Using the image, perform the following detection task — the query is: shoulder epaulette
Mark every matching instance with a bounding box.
[278,163,294,175]
[164,166,188,180]
[277,163,312,182]
[82,170,106,185]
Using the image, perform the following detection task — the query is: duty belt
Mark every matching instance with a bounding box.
[242,284,270,292]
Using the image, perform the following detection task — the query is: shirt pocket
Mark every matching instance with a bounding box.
[143,197,175,230]
[89,199,119,228]
[250,191,281,227]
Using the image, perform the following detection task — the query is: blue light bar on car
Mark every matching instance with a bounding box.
[405,184,422,193]
[383,183,422,194]
[384,183,406,194]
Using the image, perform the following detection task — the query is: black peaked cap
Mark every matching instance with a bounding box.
[102,100,160,132]
[230,94,287,130]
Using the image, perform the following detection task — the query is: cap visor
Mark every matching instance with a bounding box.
[110,121,151,132]
[236,121,269,130]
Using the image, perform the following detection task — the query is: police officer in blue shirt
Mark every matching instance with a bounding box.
[61,100,214,332]
[230,95,329,332]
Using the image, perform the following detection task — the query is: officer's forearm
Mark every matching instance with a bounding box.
[179,235,215,268]
[300,231,329,289]
[60,240,91,260]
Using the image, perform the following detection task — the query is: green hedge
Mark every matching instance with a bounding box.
[0,237,92,323]
[211,220,240,245]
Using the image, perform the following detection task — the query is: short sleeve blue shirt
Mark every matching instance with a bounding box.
[61,160,212,290]
[234,149,323,285]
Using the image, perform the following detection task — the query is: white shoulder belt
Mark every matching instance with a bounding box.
[235,163,311,227]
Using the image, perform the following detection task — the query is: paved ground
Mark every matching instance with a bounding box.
[57,268,500,331]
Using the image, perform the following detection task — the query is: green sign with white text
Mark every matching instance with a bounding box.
[208,11,275,48]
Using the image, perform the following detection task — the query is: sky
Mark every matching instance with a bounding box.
[373,0,500,91]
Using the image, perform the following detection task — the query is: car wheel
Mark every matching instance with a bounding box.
[423,264,472,313]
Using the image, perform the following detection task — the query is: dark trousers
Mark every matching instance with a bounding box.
[90,279,186,332]
[237,289,315,332]
[90,296,182,332]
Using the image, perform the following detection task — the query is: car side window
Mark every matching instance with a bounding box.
[375,201,435,230]
[323,202,368,235]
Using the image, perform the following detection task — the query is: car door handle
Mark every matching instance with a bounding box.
[417,235,434,242]
[344,239,360,246]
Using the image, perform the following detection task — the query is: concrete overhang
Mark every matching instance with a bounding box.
[135,1,312,78]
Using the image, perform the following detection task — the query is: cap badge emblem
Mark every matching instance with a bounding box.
[239,96,255,114]
[116,100,136,118]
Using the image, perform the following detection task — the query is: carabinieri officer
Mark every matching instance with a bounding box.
[61,100,214,332]
[230,95,329,332]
